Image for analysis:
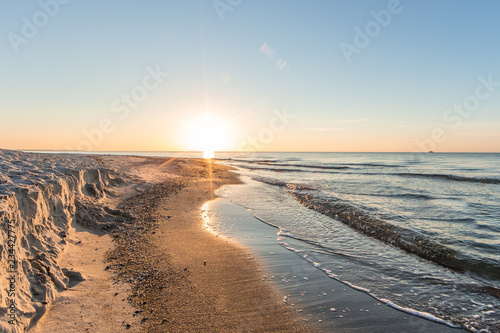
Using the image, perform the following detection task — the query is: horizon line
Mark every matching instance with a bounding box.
[6,149,500,154]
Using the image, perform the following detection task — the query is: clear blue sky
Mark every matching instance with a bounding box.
[1,0,499,152]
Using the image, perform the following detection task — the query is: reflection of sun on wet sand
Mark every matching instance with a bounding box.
[0,150,309,332]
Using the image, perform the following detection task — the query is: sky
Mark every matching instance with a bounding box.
[1,0,500,153]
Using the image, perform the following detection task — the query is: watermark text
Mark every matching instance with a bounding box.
[8,0,71,53]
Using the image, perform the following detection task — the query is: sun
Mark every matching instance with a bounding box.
[181,113,234,158]
[203,150,215,159]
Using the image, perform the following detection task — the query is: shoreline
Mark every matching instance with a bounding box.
[24,153,311,332]
[203,197,469,332]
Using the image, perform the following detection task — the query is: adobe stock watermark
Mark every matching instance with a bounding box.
[237,107,295,151]
[261,43,290,74]
[340,0,411,64]
[7,0,71,54]
[213,0,243,21]
[4,217,19,326]
[67,65,168,151]
[414,74,499,153]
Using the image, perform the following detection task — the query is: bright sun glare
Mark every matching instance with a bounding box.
[182,113,234,158]
[203,150,215,159]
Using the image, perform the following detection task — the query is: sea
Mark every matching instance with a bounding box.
[34,151,500,332]
[211,152,500,332]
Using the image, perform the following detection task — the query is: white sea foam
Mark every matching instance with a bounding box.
[278,236,463,329]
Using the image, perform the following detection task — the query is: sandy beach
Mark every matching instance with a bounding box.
[1,150,310,332]
[0,150,482,332]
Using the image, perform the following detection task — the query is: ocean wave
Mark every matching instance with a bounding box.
[253,178,317,190]
[215,157,265,164]
[287,188,458,267]
[257,178,500,282]
[241,165,337,174]
[237,163,500,186]
[357,192,437,200]
[349,171,500,185]
[255,160,403,168]
[395,172,500,184]
[344,163,402,168]
[279,241,463,329]
[256,162,351,170]
[221,158,401,170]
